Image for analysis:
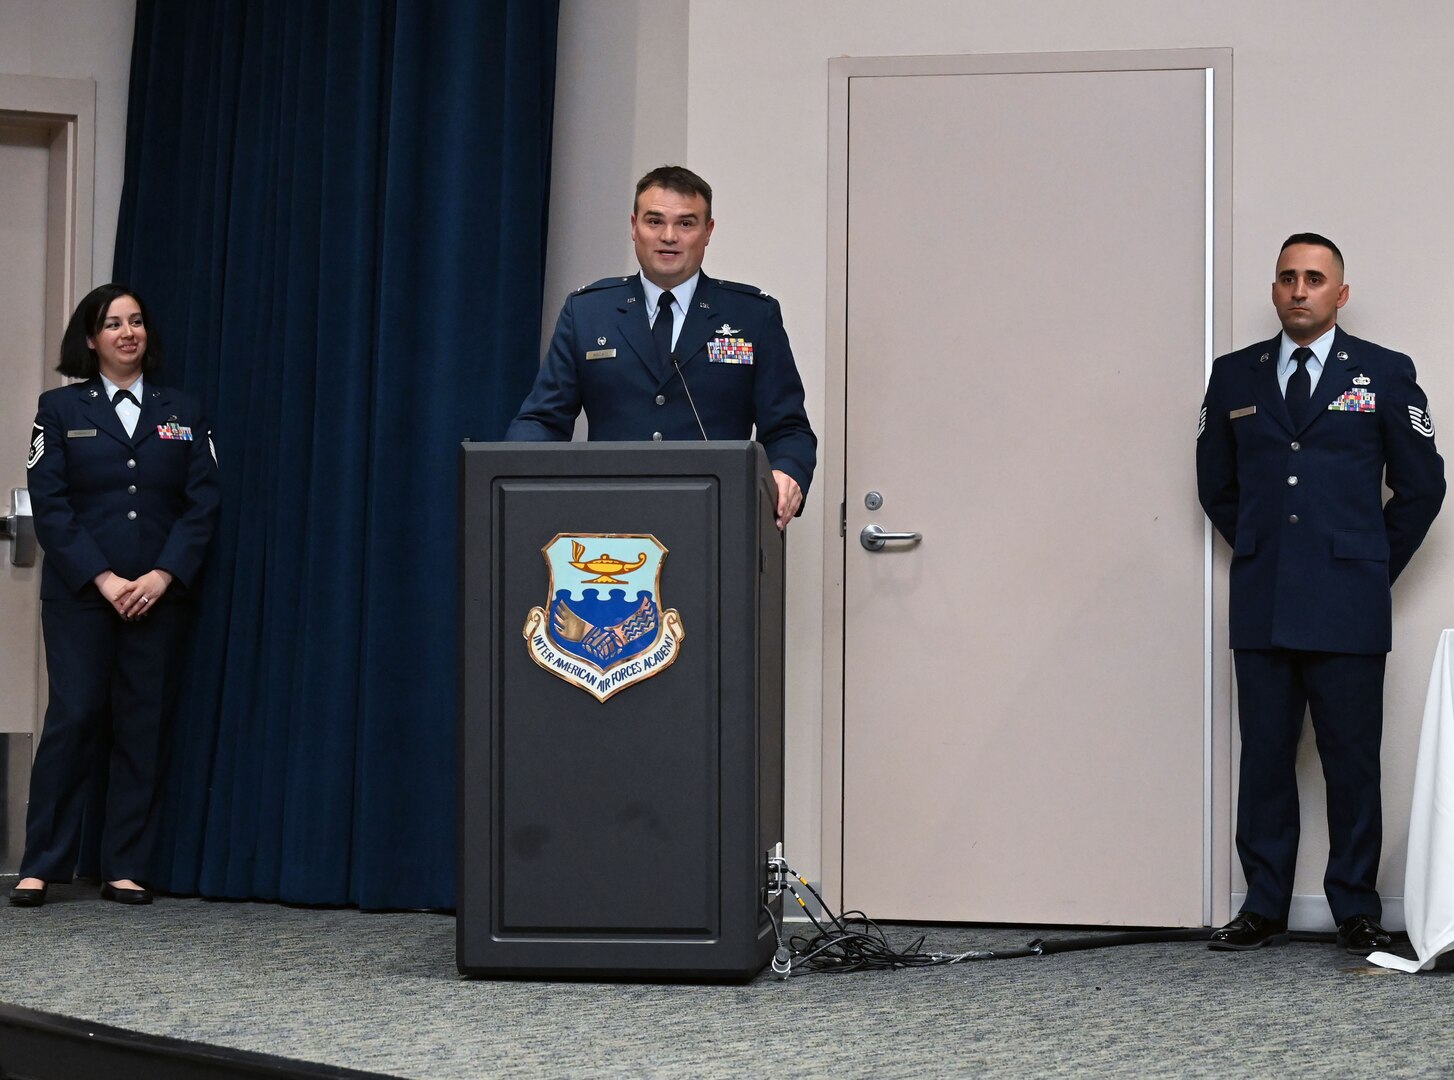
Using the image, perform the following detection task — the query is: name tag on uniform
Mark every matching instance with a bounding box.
[1329,389,1376,413]
[67,428,98,438]
[157,423,194,441]
[708,337,754,365]
[1229,405,1256,420]
[585,348,616,361]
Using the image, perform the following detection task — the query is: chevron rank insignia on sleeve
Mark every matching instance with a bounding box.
[27,422,43,468]
[1408,405,1435,437]
[1196,404,1207,440]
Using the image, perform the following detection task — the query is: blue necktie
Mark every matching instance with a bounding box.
[652,290,676,367]
[1286,346,1312,425]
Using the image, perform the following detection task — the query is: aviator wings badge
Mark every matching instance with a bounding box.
[522,533,685,702]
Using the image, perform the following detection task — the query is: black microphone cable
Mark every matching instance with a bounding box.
[765,860,1227,977]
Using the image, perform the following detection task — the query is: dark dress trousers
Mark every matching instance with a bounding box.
[22,377,221,883]
[1197,328,1445,921]
[506,273,817,499]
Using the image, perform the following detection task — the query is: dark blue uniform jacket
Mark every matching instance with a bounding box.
[1196,328,1444,654]
[507,273,817,499]
[28,378,221,600]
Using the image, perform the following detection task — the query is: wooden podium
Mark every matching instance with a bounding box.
[457,442,785,979]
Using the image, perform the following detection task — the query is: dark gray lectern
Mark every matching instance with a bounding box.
[457,442,785,979]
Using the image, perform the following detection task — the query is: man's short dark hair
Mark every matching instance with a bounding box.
[634,165,712,218]
[58,283,165,379]
[1280,232,1344,271]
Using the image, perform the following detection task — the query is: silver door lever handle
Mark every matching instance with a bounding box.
[859,523,923,551]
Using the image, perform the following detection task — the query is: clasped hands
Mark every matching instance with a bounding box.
[95,568,174,621]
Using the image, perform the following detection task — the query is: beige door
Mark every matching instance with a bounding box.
[831,55,1230,925]
[0,77,95,870]
[0,120,52,731]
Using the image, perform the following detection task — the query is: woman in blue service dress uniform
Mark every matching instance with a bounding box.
[9,284,220,907]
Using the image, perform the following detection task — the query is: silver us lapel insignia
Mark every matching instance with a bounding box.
[522,533,685,702]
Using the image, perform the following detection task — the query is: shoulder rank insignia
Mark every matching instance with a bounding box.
[1409,405,1436,438]
[27,422,44,468]
[522,533,685,702]
[1196,404,1207,440]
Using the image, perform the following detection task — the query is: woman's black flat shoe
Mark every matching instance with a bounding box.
[99,883,153,905]
[8,884,47,907]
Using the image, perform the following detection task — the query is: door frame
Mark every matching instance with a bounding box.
[0,73,96,744]
[820,49,1233,923]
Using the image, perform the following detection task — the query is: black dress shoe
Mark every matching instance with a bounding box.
[99,882,153,906]
[1336,914,1392,953]
[1208,911,1289,951]
[8,884,47,908]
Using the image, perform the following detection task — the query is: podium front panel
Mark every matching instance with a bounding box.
[498,478,719,934]
[458,442,783,979]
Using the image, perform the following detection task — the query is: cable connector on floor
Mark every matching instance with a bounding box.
[771,946,792,979]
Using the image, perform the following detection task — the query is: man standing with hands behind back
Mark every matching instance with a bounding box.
[507,165,815,529]
[1197,234,1444,953]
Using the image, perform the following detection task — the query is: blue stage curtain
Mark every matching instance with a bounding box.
[111,0,558,908]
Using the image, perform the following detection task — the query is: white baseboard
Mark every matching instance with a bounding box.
[1231,892,1405,932]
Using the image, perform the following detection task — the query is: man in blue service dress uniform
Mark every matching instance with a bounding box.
[1197,233,1445,952]
[507,165,815,529]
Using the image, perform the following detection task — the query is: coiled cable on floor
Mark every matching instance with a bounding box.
[766,860,1234,975]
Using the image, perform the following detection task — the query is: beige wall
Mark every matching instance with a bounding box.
[0,0,134,284]
[545,0,1454,908]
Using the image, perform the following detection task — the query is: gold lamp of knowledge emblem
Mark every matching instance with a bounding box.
[567,540,647,584]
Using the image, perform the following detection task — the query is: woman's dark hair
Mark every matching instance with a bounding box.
[58,283,165,378]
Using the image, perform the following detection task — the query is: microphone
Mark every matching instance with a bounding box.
[671,353,709,441]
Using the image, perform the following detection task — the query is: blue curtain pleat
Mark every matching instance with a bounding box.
[112,0,558,908]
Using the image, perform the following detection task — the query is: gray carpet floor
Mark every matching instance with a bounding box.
[1,882,1450,1078]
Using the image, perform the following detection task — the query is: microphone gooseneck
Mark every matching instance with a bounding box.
[671,353,709,441]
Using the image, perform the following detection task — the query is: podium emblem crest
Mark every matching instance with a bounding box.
[523,532,685,701]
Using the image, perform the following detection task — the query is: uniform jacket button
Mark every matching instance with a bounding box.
[1288,514,1299,525]
[655,395,666,406]
[652,431,663,441]
[1287,476,1298,486]
[1290,441,1301,451]
[128,485,137,495]
[127,510,137,520]
[126,458,137,469]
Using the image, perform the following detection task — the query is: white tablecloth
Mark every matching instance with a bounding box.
[1370,628,1454,972]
